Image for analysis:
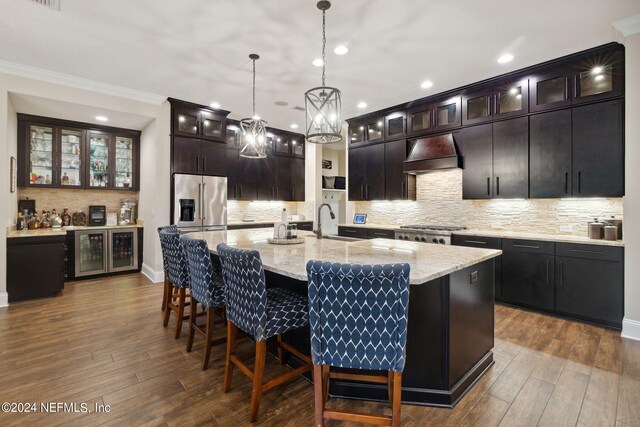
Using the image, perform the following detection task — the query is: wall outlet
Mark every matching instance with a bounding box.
[491,222,502,229]
[559,225,573,232]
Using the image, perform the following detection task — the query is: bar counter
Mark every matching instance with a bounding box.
[186,229,502,407]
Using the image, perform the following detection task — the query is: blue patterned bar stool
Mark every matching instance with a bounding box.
[157,224,178,312]
[217,243,313,423]
[158,227,190,339]
[181,235,226,370]
[306,261,410,427]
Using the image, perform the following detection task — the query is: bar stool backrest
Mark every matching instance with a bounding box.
[306,261,410,372]
[158,228,189,289]
[181,236,224,308]
[157,225,179,272]
[217,244,268,340]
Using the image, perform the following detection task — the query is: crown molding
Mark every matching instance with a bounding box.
[0,60,166,105]
[613,15,640,37]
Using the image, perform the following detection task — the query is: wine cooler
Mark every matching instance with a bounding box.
[74,228,138,277]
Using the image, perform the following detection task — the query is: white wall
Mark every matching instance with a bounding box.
[621,26,640,340]
[0,71,170,304]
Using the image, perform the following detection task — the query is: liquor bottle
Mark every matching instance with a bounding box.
[16,212,24,230]
[61,208,71,226]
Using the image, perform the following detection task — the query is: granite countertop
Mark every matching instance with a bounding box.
[337,223,397,230]
[454,229,624,247]
[7,224,142,238]
[228,219,312,226]
[185,229,501,285]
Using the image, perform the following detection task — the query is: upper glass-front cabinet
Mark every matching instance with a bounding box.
[408,97,461,135]
[172,104,226,141]
[462,80,528,125]
[18,115,140,190]
[529,66,573,112]
[573,48,623,105]
[28,125,54,186]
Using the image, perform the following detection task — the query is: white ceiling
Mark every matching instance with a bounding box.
[1,0,639,133]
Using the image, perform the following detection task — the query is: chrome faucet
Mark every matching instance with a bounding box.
[314,203,335,239]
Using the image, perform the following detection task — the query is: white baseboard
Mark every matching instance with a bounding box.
[141,263,164,283]
[622,318,640,341]
[0,292,8,307]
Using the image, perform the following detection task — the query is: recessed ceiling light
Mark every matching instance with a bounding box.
[210,102,220,109]
[420,80,433,89]
[95,116,108,122]
[497,54,514,64]
[290,123,299,129]
[334,45,349,55]
[253,115,260,120]
[357,102,367,109]
[312,58,324,67]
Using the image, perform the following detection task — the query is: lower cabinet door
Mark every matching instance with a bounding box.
[502,252,554,310]
[555,256,623,327]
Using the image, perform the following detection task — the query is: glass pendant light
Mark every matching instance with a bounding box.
[240,53,267,158]
[305,1,342,144]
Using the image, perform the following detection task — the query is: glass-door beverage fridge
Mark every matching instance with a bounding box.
[75,228,138,277]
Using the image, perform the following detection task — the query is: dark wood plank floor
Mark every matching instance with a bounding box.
[0,273,638,426]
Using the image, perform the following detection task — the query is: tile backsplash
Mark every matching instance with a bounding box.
[227,201,310,223]
[354,170,624,237]
[16,187,138,216]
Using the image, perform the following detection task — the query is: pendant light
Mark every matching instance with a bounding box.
[240,53,267,158]
[305,1,342,144]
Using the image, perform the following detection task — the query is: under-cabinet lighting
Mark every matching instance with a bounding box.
[497,54,514,64]
[334,45,349,55]
[95,116,108,122]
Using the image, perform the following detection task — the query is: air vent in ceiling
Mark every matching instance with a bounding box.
[31,0,61,10]
[292,106,305,111]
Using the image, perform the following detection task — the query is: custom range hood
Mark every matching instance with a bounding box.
[403,133,461,174]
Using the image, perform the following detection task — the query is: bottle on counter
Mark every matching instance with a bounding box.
[61,208,71,226]
[27,215,39,230]
[16,212,24,231]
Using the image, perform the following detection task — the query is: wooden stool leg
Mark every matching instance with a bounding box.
[186,296,197,352]
[392,371,402,427]
[202,307,214,370]
[249,340,267,423]
[175,287,186,339]
[313,364,325,427]
[162,273,168,312]
[163,282,174,327]
[277,333,284,365]
[388,370,393,403]
[322,365,330,402]
[223,322,238,392]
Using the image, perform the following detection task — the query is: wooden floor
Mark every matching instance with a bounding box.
[0,273,639,427]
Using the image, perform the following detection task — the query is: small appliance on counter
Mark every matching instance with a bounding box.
[89,205,106,226]
[119,200,137,225]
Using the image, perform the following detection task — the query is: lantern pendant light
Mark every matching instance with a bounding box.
[240,53,268,158]
[305,1,342,144]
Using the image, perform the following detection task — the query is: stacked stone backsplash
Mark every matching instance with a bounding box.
[354,169,624,237]
[16,187,138,217]
[227,201,311,223]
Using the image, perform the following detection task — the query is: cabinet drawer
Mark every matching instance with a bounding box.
[367,228,395,239]
[556,243,623,262]
[502,238,554,255]
[452,234,502,249]
[338,226,367,239]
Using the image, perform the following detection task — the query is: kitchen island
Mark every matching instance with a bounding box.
[187,229,502,407]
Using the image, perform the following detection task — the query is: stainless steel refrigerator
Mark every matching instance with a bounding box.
[173,174,227,233]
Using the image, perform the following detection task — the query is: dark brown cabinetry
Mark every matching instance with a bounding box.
[529,65,573,112]
[384,139,416,200]
[173,137,226,176]
[290,158,306,202]
[257,155,291,200]
[385,112,406,140]
[572,48,624,105]
[171,102,226,141]
[407,97,461,136]
[555,243,623,328]
[572,99,624,197]
[7,235,65,302]
[337,226,394,240]
[492,116,529,198]
[451,234,503,300]
[501,239,555,310]
[348,144,385,201]
[529,109,572,198]
[458,124,493,199]
[462,79,528,125]
[18,115,140,191]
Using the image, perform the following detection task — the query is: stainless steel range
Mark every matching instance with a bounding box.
[394,225,467,245]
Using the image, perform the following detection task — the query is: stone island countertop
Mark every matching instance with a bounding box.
[185,229,501,285]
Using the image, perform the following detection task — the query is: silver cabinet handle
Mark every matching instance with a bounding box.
[569,248,604,255]
[513,244,540,249]
[198,183,202,219]
[201,182,206,220]
[465,240,486,245]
